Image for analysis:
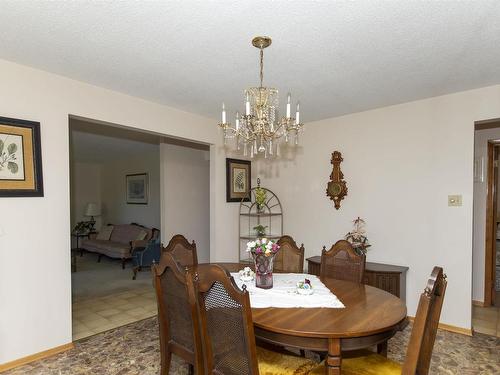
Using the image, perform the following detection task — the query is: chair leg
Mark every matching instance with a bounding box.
[121,259,126,269]
[377,341,388,357]
[97,254,102,263]
[188,363,194,375]
[160,350,172,375]
[132,266,139,280]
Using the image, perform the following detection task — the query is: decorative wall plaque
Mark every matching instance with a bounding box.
[326,151,347,210]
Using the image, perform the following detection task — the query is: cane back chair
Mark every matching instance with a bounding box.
[320,240,365,283]
[163,234,198,267]
[187,264,319,375]
[274,235,305,273]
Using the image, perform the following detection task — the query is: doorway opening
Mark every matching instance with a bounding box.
[69,116,210,341]
[472,119,500,336]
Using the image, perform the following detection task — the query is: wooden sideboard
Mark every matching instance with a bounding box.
[306,256,408,302]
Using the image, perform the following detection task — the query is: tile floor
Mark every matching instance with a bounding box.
[471,304,500,337]
[72,287,157,340]
[72,251,157,340]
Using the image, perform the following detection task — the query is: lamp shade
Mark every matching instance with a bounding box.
[84,202,101,217]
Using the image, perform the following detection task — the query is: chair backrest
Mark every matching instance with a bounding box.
[187,264,259,375]
[163,234,198,267]
[275,235,305,273]
[320,240,365,283]
[402,266,447,375]
[153,251,201,373]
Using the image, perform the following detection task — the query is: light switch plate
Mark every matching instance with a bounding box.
[448,195,462,207]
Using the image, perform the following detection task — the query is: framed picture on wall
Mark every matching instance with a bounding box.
[126,173,149,204]
[226,158,251,202]
[0,116,44,197]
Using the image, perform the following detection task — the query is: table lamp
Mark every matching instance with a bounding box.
[84,202,101,232]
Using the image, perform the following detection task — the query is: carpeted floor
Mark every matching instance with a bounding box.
[72,252,152,302]
[4,317,499,375]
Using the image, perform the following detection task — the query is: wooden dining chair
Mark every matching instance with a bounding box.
[275,235,305,273]
[163,234,198,267]
[320,240,365,283]
[310,266,447,375]
[186,264,320,375]
[153,251,198,375]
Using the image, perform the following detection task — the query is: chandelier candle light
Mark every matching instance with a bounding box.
[218,36,304,158]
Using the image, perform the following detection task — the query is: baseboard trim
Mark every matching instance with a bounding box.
[0,342,74,372]
[407,316,472,337]
[472,300,486,307]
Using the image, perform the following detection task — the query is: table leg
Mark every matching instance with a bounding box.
[377,341,388,357]
[326,338,341,375]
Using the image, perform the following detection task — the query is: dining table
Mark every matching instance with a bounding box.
[217,263,408,375]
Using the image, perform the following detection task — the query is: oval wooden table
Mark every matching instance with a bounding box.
[218,263,408,375]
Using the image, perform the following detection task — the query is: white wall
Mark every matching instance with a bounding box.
[70,162,102,230]
[1,56,500,365]
[101,148,161,229]
[253,85,500,330]
[160,142,211,262]
[472,127,500,302]
[0,58,228,365]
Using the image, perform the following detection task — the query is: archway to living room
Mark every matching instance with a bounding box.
[68,116,210,340]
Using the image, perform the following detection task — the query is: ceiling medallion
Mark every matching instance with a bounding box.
[218,36,304,158]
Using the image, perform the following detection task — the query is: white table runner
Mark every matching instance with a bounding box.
[230,273,345,309]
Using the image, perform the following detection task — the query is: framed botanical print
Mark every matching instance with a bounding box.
[0,116,44,197]
[126,173,149,204]
[226,158,251,202]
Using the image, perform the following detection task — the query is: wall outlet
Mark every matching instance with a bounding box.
[448,195,462,207]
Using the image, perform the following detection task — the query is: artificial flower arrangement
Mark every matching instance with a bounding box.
[296,278,314,295]
[246,237,280,256]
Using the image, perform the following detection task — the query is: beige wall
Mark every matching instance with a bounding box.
[101,148,161,229]
[253,85,500,330]
[0,58,224,365]
[70,162,102,231]
[472,127,500,302]
[160,142,210,262]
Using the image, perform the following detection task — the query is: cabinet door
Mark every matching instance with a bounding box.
[307,261,321,276]
[375,273,400,298]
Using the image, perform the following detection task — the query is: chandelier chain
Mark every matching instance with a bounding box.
[259,47,264,88]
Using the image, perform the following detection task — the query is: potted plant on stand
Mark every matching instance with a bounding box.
[345,217,371,255]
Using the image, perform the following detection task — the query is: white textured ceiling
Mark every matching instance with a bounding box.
[1,1,500,122]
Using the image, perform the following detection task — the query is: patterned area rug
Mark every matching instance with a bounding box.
[4,317,499,375]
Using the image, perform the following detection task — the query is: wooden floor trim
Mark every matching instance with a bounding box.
[0,342,74,372]
[472,300,486,307]
[407,316,472,336]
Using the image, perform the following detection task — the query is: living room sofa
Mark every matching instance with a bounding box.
[81,223,157,268]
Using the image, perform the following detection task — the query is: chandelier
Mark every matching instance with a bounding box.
[218,36,303,158]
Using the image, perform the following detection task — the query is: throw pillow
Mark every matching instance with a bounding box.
[136,229,148,240]
[96,225,114,241]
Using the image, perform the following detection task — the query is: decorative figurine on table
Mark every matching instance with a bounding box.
[238,267,255,282]
[246,238,280,289]
[345,217,371,255]
[296,278,314,295]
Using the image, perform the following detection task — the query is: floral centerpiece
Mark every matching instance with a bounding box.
[246,238,280,289]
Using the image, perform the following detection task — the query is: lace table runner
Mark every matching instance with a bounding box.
[230,273,345,308]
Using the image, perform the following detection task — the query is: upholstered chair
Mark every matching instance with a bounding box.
[153,251,198,375]
[320,240,365,283]
[131,228,160,280]
[163,234,198,267]
[274,235,305,273]
[186,264,320,375]
[310,266,447,375]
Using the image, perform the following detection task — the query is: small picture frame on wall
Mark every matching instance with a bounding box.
[0,116,44,197]
[126,173,149,204]
[226,158,251,202]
